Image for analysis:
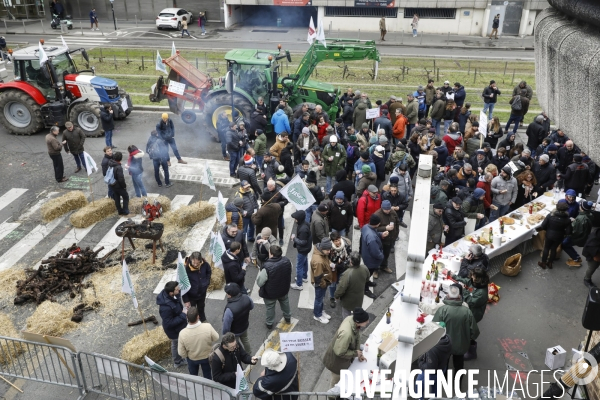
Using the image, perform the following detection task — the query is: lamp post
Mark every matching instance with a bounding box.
[109,0,117,31]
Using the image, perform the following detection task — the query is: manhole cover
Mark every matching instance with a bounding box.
[251,29,289,33]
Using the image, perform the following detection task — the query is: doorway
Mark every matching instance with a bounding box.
[488,0,523,36]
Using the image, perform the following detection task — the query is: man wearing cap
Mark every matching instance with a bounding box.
[354,151,376,185]
[156,113,187,166]
[361,214,387,286]
[461,188,487,229]
[373,200,399,276]
[296,126,317,162]
[293,111,310,144]
[235,181,260,241]
[311,238,334,324]
[257,245,292,329]
[459,244,489,277]
[306,144,323,172]
[444,197,467,245]
[222,241,249,294]
[336,250,372,310]
[356,165,377,198]
[238,156,263,198]
[328,191,353,237]
[310,203,330,245]
[322,135,347,194]
[323,306,369,385]
[62,121,86,173]
[356,185,382,231]
[563,201,594,268]
[532,154,556,192]
[222,282,254,353]
[564,154,591,196]
[261,152,280,189]
[211,332,257,389]
[470,150,491,177]
[353,97,368,129]
[382,180,409,228]
[413,85,427,120]
[252,227,278,269]
[372,144,386,187]
[481,80,501,120]
[253,349,299,400]
[490,166,518,222]
[428,203,445,252]
[432,284,480,376]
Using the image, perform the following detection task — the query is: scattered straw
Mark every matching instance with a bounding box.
[25,301,78,337]
[0,268,25,305]
[208,266,225,292]
[120,326,170,365]
[0,313,23,364]
[166,201,215,228]
[128,195,172,216]
[41,191,88,222]
[70,198,117,228]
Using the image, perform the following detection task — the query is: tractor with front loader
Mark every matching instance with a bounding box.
[150,39,380,138]
[0,40,132,136]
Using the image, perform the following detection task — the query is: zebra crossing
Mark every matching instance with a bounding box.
[0,187,405,311]
[45,35,112,49]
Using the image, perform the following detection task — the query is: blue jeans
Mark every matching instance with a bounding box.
[255,155,264,172]
[105,130,113,147]
[431,118,441,137]
[331,228,347,237]
[475,216,487,230]
[412,28,417,36]
[219,132,228,158]
[200,24,206,34]
[329,282,337,298]
[73,152,86,169]
[153,158,170,185]
[489,201,510,222]
[181,29,190,37]
[296,252,308,286]
[107,185,114,199]
[242,216,255,241]
[229,150,240,176]
[505,114,523,134]
[314,285,326,318]
[187,358,211,379]
[164,137,181,160]
[325,176,333,194]
[482,103,495,120]
[131,173,147,197]
[562,237,581,261]
[305,204,317,223]
[444,120,452,135]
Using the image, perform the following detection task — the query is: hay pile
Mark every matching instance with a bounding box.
[128,195,172,216]
[0,313,23,364]
[25,301,78,337]
[120,326,170,365]
[0,268,25,304]
[41,191,88,222]
[166,201,215,228]
[70,198,117,228]
[208,266,225,292]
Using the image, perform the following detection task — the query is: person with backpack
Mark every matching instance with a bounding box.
[156,113,187,166]
[222,282,255,354]
[257,244,292,329]
[505,89,530,134]
[106,151,130,216]
[252,227,278,269]
[146,130,172,188]
[210,331,257,389]
[101,146,114,198]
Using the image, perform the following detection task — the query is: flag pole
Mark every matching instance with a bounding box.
[199,183,204,208]
[138,307,149,336]
[88,176,95,206]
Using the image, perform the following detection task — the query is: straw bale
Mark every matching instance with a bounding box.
[0,313,23,364]
[128,195,172,216]
[0,268,25,304]
[70,198,117,228]
[41,191,88,222]
[168,201,215,228]
[208,266,225,292]
[25,301,78,337]
[120,326,170,365]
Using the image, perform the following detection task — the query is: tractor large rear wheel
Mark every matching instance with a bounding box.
[69,102,103,137]
[0,90,44,135]
[203,91,254,141]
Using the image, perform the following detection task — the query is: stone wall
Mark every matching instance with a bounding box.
[534,7,600,159]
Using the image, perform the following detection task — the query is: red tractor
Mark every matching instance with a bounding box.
[0,40,132,136]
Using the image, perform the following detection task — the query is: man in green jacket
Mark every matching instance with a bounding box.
[385,143,415,174]
[433,284,479,376]
[254,129,267,172]
[405,93,419,133]
[322,136,347,195]
[322,307,370,386]
[565,200,594,267]
[461,188,486,230]
[335,252,372,314]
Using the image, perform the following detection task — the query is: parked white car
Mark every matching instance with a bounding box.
[156,8,193,30]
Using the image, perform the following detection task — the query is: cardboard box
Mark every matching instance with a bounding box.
[545,345,566,370]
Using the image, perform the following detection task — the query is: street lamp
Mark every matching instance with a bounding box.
[109,0,117,31]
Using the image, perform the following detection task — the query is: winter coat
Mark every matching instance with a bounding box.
[107,159,126,189]
[146,134,169,161]
[280,146,294,177]
[509,95,530,117]
[254,134,267,157]
[548,131,569,148]
[432,299,480,355]
[454,86,466,107]
[389,101,404,124]
[62,127,85,154]
[442,132,463,155]
[485,126,503,149]
[292,210,312,255]
[525,121,546,150]
[444,203,466,242]
[126,149,144,176]
[328,199,353,232]
[269,136,288,162]
[334,262,370,311]
[461,195,484,220]
[491,175,518,205]
[322,143,347,177]
[385,149,415,174]
[222,250,246,289]
[392,113,408,140]
[177,322,219,362]
[417,335,453,371]
[372,152,386,183]
[427,206,444,246]
[476,180,492,209]
[570,210,593,247]
[459,253,489,278]
[253,352,299,400]
[360,224,384,269]
[356,191,382,228]
[430,98,445,120]
[465,135,483,157]
[451,276,488,323]
[311,245,333,288]
[292,117,308,142]
[329,171,355,202]
[424,85,436,106]
[564,162,591,194]
[181,260,211,304]
[101,154,112,176]
[271,109,291,134]
[156,290,187,339]
[374,116,393,139]
[221,226,249,258]
[434,145,449,167]
[46,133,63,155]
[356,172,377,198]
[557,146,581,173]
[492,154,509,172]
[210,340,254,389]
[430,185,449,205]
[353,102,368,129]
[405,99,419,124]
[512,83,533,100]
[310,211,329,245]
[156,118,175,140]
[373,209,400,244]
[389,169,414,199]
[482,85,501,103]
[223,299,253,338]
[582,228,600,261]
[532,162,556,191]
[252,203,282,238]
[322,316,360,374]
[258,256,292,300]
[100,108,114,131]
[225,203,243,230]
[538,210,572,242]
[381,190,409,212]
[458,110,470,133]
[341,104,354,126]
[226,129,242,153]
[237,166,262,196]
[296,133,317,156]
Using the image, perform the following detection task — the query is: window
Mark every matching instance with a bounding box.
[404,8,456,19]
[324,7,398,18]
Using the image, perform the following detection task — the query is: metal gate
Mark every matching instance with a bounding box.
[488,0,523,36]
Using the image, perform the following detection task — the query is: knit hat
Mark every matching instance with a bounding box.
[261,349,287,372]
[502,165,513,176]
[312,146,321,152]
[224,282,240,297]
[240,180,250,188]
[379,136,388,144]
[369,136,378,145]
[452,196,463,205]
[557,200,569,211]
[381,200,392,210]
[319,237,333,250]
[335,191,345,200]
[369,214,381,225]
[368,185,378,193]
[418,85,424,90]
[302,127,310,134]
[566,189,577,197]
[581,200,593,211]
[396,143,406,150]
[233,197,244,207]
[244,154,254,165]
[306,170,318,184]
[390,176,400,184]
[476,149,485,155]
[361,122,369,129]
[352,307,369,323]
[256,129,264,135]
[419,118,428,126]
[330,135,338,143]
[548,144,558,151]
[483,142,491,149]
[349,135,357,141]
[326,126,334,133]
[433,203,445,210]
[574,154,583,162]
[318,203,329,212]
[161,113,168,119]
[397,162,408,171]
[361,165,371,174]
[473,188,486,199]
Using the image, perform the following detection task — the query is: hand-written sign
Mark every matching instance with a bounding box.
[279,331,314,352]
[366,108,380,119]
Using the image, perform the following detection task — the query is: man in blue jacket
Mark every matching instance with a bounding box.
[360,214,388,297]
[156,113,187,165]
[453,82,466,121]
[413,85,427,120]
[271,105,291,135]
[156,281,188,368]
[253,349,299,400]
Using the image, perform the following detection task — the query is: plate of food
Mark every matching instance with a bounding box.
[527,214,545,224]
[509,213,523,220]
[544,192,553,197]
[533,202,546,210]
[478,236,491,246]
[518,206,528,213]
[500,216,515,225]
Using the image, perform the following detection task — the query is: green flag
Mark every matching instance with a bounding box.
[176,252,190,296]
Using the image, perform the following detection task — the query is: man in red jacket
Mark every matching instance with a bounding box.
[356,185,382,228]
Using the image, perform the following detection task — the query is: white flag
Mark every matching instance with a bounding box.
[82,151,97,176]
[316,19,326,48]
[307,17,317,44]
[479,110,488,137]
[144,356,167,373]
[171,41,177,58]
[121,260,138,309]
[176,252,190,297]
[60,36,68,49]
[156,50,167,74]
[38,41,48,66]
[216,191,227,225]
[203,160,216,191]
[278,174,316,211]
[210,232,225,268]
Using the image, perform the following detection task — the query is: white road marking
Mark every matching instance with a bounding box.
[0,189,28,213]
[19,192,59,221]
[34,224,97,270]
[170,195,194,211]
[0,222,20,242]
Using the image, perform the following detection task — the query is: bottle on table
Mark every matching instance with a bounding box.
[377,349,381,367]
[500,218,505,234]
[489,227,493,242]
[386,308,391,324]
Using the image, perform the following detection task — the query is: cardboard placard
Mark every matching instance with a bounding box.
[366,108,380,119]
[280,331,314,352]
[21,331,77,353]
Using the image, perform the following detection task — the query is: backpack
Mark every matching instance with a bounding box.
[346,143,358,160]
[104,166,116,185]
[209,343,226,373]
[511,95,522,111]
[257,240,270,262]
